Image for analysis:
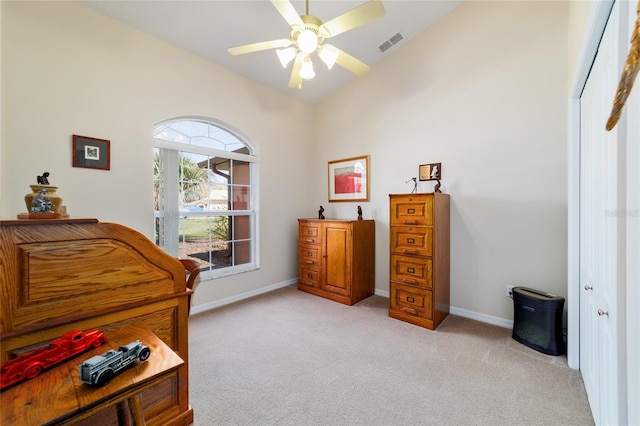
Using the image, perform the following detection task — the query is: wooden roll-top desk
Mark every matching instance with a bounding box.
[0,218,193,425]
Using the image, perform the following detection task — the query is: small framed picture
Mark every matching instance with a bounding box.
[72,135,110,170]
[328,155,370,202]
[419,163,441,181]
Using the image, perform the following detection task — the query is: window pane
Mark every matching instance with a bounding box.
[232,215,251,240]
[177,215,232,271]
[233,240,252,266]
[231,160,250,185]
[154,120,247,153]
[153,148,161,213]
[154,118,255,278]
[231,186,251,210]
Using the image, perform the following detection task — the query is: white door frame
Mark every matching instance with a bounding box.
[567,0,614,370]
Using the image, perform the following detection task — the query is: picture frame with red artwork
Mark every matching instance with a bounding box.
[328,155,370,202]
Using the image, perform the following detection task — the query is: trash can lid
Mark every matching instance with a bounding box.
[513,287,565,301]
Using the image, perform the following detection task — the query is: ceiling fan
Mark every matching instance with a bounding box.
[227,0,385,89]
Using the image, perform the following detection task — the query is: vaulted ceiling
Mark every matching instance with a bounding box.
[80,1,463,104]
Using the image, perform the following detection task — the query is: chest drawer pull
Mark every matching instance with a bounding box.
[403,278,418,284]
[403,249,418,254]
[403,220,419,225]
[402,307,418,315]
[305,260,314,264]
[305,239,314,242]
[406,296,415,303]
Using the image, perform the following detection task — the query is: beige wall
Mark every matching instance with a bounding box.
[0,1,313,303]
[568,0,598,84]
[2,0,573,323]
[315,0,569,322]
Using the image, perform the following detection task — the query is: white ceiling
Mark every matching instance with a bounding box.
[80,0,463,104]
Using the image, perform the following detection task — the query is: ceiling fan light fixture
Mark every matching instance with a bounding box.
[300,56,315,80]
[276,46,297,68]
[298,29,318,54]
[318,45,339,70]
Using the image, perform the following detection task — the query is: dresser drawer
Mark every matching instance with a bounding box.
[390,283,433,319]
[390,254,432,288]
[390,194,433,226]
[390,226,432,257]
[299,243,322,266]
[299,264,320,288]
[299,222,321,244]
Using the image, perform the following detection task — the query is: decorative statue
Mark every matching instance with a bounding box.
[434,180,442,193]
[31,189,52,213]
[430,165,439,180]
[318,206,325,220]
[37,172,50,185]
[406,177,417,194]
[357,206,363,220]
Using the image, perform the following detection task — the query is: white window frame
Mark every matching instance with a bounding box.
[153,117,259,280]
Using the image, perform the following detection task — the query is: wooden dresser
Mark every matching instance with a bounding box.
[388,193,450,330]
[0,218,193,425]
[297,219,375,306]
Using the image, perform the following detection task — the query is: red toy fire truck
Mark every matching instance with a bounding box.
[0,328,108,390]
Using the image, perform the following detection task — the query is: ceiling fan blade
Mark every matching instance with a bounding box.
[271,0,305,30]
[331,45,370,76]
[227,39,292,55]
[320,0,385,38]
[289,53,305,88]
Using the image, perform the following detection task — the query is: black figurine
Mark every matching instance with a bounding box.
[434,180,442,193]
[37,172,50,185]
[318,206,325,220]
[357,206,363,220]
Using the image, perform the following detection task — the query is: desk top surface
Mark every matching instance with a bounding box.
[1,324,184,426]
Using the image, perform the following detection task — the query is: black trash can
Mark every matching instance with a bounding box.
[512,287,565,355]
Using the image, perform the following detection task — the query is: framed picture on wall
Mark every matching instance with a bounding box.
[419,163,441,181]
[72,135,110,170]
[328,155,370,202]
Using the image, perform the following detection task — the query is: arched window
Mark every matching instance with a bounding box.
[153,118,258,278]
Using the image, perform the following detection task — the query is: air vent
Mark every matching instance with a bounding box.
[378,40,393,53]
[389,32,404,45]
[378,32,405,53]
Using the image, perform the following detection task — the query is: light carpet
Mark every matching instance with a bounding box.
[188,285,593,425]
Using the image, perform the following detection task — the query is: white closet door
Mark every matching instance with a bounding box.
[579,1,623,424]
[625,0,640,422]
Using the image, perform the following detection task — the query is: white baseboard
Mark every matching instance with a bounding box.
[189,278,297,316]
[192,282,513,330]
[374,288,390,298]
[449,306,513,329]
[375,290,512,329]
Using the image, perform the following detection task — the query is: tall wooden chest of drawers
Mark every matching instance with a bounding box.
[389,193,450,330]
[298,219,375,306]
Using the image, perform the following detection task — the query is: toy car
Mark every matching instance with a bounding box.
[79,340,150,387]
[1,328,108,390]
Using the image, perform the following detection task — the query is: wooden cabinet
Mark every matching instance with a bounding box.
[389,193,450,330]
[298,219,375,306]
[0,218,193,425]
